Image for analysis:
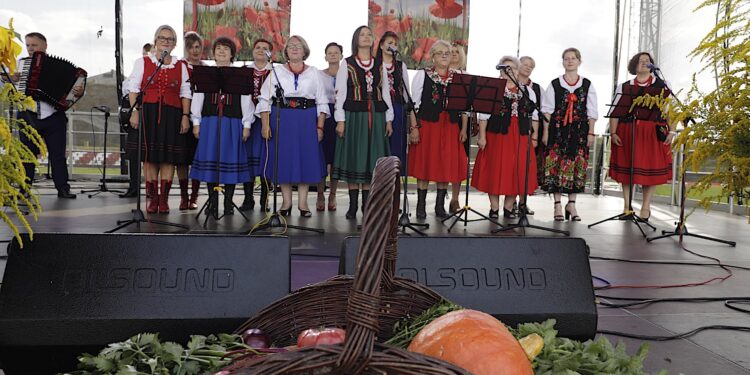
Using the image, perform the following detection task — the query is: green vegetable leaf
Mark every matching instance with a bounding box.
[94,357,116,371]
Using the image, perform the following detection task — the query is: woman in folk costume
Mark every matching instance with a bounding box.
[608,52,674,222]
[408,40,468,219]
[126,25,192,214]
[315,42,344,212]
[179,30,204,210]
[332,25,394,220]
[189,37,252,218]
[376,31,410,177]
[448,41,470,214]
[540,47,598,221]
[238,38,273,212]
[257,35,328,217]
[471,56,538,219]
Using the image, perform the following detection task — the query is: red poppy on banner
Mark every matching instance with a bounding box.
[184,0,291,61]
[368,0,470,69]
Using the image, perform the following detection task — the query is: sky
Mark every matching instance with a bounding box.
[1,0,716,133]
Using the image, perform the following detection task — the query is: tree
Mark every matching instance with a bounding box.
[0,19,45,246]
[673,0,750,217]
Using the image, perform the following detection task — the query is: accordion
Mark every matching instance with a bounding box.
[17,52,87,111]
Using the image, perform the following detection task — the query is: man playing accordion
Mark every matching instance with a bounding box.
[14,32,83,199]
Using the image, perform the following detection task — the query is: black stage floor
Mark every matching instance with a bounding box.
[1,181,749,374]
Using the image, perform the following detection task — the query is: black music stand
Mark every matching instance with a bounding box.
[440,73,506,231]
[106,54,189,233]
[248,63,323,235]
[82,107,124,197]
[391,53,429,236]
[588,85,666,237]
[492,68,569,236]
[190,65,251,228]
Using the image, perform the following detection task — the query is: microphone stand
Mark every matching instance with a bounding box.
[588,82,657,237]
[249,61,323,234]
[82,107,124,197]
[646,67,735,246]
[392,50,429,236]
[492,67,569,236]
[107,52,189,233]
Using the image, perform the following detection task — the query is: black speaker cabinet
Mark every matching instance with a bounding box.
[340,236,596,340]
[0,233,290,374]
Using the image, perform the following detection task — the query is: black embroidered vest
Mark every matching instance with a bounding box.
[201,93,242,118]
[485,90,534,135]
[343,56,387,112]
[387,62,406,105]
[619,77,667,123]
[417,71,460,124]
[550,77,591,127]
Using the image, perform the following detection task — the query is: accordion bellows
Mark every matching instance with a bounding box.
[18,51,87,111]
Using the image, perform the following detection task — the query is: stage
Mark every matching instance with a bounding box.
[1,180,749,374]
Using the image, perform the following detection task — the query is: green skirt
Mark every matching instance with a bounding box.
[332,109,390,183]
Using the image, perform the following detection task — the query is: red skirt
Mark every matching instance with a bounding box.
[408,112,467,183]
[609,120,672,185]
[471,117,537,195]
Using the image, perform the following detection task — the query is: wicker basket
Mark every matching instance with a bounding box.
[225,157,470,374]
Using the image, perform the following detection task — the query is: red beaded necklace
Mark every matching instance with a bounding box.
[563,74,580,86]
[634,75,653,86]
[356,55,373,69]
[287,62,305,75]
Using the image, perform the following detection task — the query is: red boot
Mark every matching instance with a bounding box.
[189,179,200,209]
[178,179,189,210]
[159,179,172,213]
[146,181,159,214]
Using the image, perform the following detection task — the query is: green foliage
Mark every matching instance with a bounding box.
[0,20,45,247]
[385,299,463,348]
[671,0,750,217]
[60,333,250,375]
[511,320,665,375]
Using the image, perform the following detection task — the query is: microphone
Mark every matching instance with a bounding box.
[647,63,660,72]
[387,45,399,55]
[264,50,272,60]
[495,64,509,70]
[158,49,169,62]
[93,105,110,113]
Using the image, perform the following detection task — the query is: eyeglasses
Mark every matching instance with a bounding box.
[433,51,451,57]
[157,36,176,43]
[287,44,304,50]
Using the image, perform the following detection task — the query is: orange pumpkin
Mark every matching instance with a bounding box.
[407,309,533,375]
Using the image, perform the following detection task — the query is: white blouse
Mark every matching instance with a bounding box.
[333,58,394,122]
[541,75,598,119]
[126,53,192,99]
[256,64,329,117]
[319,68,337,105]
[190,92,254,129]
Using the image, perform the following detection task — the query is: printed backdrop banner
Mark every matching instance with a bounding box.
[368,0,470,69]
[183,0,291,61]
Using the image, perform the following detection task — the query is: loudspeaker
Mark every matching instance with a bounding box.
[340,236,597,340]
[0,233,290,375]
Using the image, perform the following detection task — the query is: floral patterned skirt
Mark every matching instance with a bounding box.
[541,120,589,194]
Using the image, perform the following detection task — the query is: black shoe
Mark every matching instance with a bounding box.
[57,189,76,199]
[489,209,499,219]
[119,189,138,198]
[503,208,517,219]
[345,189,359,220]
[416,189,427,219]
[279,208,292,217]
[239,182,255,211]
[434,189,448,218]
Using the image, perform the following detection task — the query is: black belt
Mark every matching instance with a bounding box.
[273,97,317,109]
